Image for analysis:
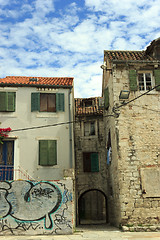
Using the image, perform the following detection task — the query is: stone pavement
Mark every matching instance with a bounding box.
[0,224,160,240]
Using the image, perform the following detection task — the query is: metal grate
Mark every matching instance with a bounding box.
[0,165,35,181]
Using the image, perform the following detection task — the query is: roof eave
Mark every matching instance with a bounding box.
[111,60,160,64]
[0,83,73,89]
[75,112,103,117]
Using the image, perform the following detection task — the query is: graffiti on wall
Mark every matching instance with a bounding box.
[0,180,73,235]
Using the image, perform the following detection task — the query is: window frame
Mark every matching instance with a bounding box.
[138,71,154,91]
[40,93,56,112]
[83,121,96,137]
[83,152,99,173]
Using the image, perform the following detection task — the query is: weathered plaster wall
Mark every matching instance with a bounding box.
[0,179,73,235]
[106,64,160,230]
[0,86,74,180]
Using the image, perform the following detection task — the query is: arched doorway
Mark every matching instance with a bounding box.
[78,189,107,225]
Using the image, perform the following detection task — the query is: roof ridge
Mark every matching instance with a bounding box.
[105,50,144,52]
[5,76,73,78]
[0,76,73,87]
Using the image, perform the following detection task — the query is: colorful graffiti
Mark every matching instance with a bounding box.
[0,180,73,235]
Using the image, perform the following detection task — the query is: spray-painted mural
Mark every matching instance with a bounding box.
[0,179,73,235]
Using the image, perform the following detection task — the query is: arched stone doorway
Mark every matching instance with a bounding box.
[78,189,108,225]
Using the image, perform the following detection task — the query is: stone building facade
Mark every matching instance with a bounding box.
[102,38,160,231]
[74,97,108,225]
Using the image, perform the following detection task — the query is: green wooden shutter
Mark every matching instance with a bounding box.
[129,70,138,91]
[154,69,160,91]
[104,88,109,109]
[0,92,7,111]
[31,93,40,112]
[7,92,15,112]
[39,140,48,166]
[91,153,99,172]
[56,93,65,111]
[48,140,57,165]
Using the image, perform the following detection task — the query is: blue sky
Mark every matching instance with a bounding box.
[0,0,160,97]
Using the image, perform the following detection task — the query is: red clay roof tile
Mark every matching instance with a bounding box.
[75,97,103,116]
[105,50,157,62]
[0,76,73,87]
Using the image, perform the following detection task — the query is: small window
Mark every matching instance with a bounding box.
[0,92,16,112]
[83,99,92,107]
[39,140,57,166]
[31,93,65,112]
[83,152,99,172]
[84,121,95,136]
[138,73,153,91]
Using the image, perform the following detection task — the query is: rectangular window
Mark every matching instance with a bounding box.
[84,121,95,136]
[39,140,57,166]
[83,99,92,107]
[83,152,99,172]
[31,93,65,112]
[0,92,16,112]
[138,73,153,91]
[40,93,56,112]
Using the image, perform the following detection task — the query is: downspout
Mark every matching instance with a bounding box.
[68,88,73,168]
[68,88,76,229]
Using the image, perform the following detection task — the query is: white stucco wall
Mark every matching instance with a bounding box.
[0,86,74,180]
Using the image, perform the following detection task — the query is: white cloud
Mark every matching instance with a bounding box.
[34,0,55,16]
[0,0,159,98]
[0,0,10,6]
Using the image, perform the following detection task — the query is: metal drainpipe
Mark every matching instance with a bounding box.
[68,88,73,168]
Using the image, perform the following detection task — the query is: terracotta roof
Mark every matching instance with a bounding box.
[105,50,157,62]
[75,97,103,116]
[0,76,73,88]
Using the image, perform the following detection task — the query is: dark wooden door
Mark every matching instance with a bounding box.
[79,190,107,224]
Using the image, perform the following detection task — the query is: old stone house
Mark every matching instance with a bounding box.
[74,97,108,225]
[102,38,160,230]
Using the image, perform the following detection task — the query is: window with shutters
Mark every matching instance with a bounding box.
[83,152,99,172]
[39,140,57,166]
[31,92,65,112]
[129,70,159,91]
[84,121,95,136]
[0,92,16,112]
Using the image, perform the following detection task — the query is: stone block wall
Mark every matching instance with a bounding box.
[0,179,73,235]
[106,65,160,229]
[74,114,108,224]
[75,116,107,194]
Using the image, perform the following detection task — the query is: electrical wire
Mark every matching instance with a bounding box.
[114,84,160,110]
[10,84,160,133]
[11,121,74,132]
[11,113,116,133]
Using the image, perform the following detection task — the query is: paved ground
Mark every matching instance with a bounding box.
[0,224,160,240]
